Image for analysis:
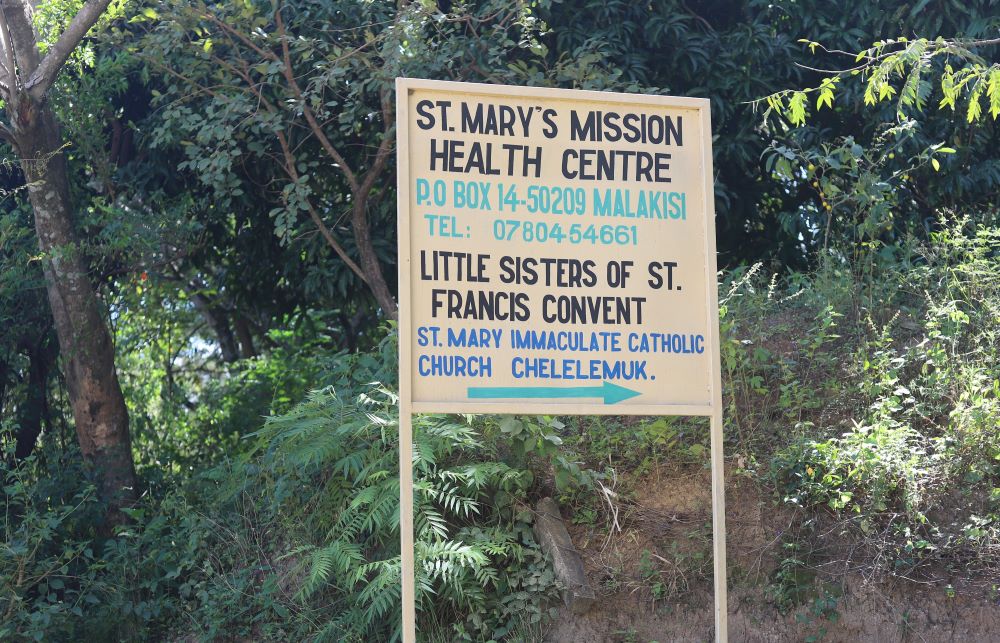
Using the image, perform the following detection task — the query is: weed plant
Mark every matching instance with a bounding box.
[4,222,999,640]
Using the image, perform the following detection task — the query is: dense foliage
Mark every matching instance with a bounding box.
[4,339,563,641]
[3,0,1000,640]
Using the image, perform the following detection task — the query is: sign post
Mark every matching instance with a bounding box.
[397,78,726,641]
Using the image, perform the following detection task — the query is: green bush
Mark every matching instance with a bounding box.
[241,384,556,641]
[1,446,105,642]
[3,335,561,641]
[768,221,1000,577]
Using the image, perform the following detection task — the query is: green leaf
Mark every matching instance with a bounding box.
[554,469,571,492]
[787,91,807,126]
[987,69,1000,119]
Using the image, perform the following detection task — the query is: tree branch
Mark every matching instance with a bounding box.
[0,5,21,101]
[201,3,362,192]
[274,128,369,283]
[273,3,361,193]
[0,120,16,145]
[358,89,396,198]
[2,0,40,87]
[25,0,112,99]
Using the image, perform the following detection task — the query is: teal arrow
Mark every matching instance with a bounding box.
[467,381,641,405]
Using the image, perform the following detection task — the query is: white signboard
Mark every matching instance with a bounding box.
[396,78,727,641]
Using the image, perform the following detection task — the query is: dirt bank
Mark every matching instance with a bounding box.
[545,466,1000,642]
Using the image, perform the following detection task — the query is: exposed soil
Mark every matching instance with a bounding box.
[545,465,1000,642]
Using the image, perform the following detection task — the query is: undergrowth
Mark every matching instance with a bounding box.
[760,222,1000,595]
[2,339,562,641]
[4,222,999,640]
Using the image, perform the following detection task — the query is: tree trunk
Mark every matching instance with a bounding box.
[15,101,137,510]
[14,338,53,460]
[189,291,240,363]
[352,200,397,319]
[233,315,257,359]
